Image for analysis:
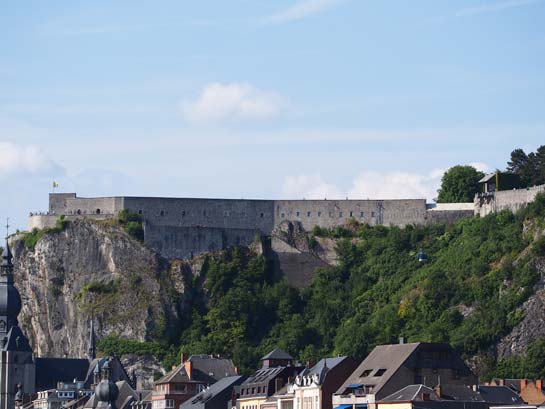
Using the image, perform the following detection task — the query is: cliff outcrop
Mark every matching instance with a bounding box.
[12,219,197,359]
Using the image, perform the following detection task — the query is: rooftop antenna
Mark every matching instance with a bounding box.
[5,217,9,240]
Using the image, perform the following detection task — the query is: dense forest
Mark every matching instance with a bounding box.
[99,192,545,379]
[97,146,545,379]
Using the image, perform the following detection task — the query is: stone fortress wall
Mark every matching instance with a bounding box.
[30,193,476,259]
[474,185,545,217]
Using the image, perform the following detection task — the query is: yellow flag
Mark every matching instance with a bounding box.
[53,181,59,188]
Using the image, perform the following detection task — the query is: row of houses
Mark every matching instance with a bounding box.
[34,341,545,409]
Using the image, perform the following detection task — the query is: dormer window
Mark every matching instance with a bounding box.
[375,368,387,376]
[361,369,373,377]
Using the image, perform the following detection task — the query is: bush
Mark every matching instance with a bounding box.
[21,216,70,250]
[116,210,144,242]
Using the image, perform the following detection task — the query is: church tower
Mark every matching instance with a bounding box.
[0,234,35,409]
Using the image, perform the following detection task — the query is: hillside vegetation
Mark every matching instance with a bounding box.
[97,194,545,378]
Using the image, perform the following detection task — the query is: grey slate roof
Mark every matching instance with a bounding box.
[180,376,245,409]
[335,343,474,400]
[336,342,420,396]
[478,385,524,404]
[156,355,237,385]
[439,385,483,401]
[305,356,349,385]
[261,349,293,361]
[380,385,439,402]
[35,357,90,390]
[188,355,238,383]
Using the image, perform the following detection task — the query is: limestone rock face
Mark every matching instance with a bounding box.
[497,284,545,359]
[11,220,196,359]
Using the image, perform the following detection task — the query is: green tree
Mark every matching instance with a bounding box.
[437,165,485,203]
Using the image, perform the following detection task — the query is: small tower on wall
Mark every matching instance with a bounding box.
[0,228,36,409]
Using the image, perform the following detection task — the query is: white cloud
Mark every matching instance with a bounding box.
[0,142,63,176]
[283,163,490,203]
[469,162,491,173]
[181,82,284,124]
[282,174,344,199]
[262,0,345,24]
[347,171,441,201]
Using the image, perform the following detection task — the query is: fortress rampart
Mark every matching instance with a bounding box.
[474,185,545,217]
[30,193,476,259]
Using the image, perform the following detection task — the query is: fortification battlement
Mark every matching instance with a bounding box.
[30,193,475,259]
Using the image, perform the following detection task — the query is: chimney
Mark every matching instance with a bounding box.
[306,360,313,369]
[185,360,193,380]
[499,379,504,386]
[172,365,177,370]
[472,384,478,392]
[521,379,527,390]
[435,385,441,398]
[181,352,189,364]
[399,337,405,345]
[235,367,239,375]
[537,379,543,390]
[275,378,284,393]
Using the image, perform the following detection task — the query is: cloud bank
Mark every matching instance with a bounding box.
[0,142,63,176]
[282,164,490,202]
[182,82,284,124]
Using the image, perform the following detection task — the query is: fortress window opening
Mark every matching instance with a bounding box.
[138,209,143,215]
[296,211,300,217]
[360,211,365,217]
[96,208,100,214]
[318,211,321,217]
[339,212,343,217]
[350,211,353,217]
[160,210,165,216]
[307,211,311,217]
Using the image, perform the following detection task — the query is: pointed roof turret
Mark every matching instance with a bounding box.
[88,319,96,361]
[0,221,23,340]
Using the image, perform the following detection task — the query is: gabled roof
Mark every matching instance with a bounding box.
[188,355,238,383]
[303,356,349,385]
[243,366,286,385]
[261,349,293,361]
[181,376,245,409]
[35,357,90,391]
[380,384,438,402]
[479,173,496,183]
[439,385,483,401]
[479,386,523,404]
[155,365,189,384]
[336,343,420,396]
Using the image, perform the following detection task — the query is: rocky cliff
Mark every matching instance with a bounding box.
[12,219,199,359]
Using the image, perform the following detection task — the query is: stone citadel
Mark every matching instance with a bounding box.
[29,193,477,259]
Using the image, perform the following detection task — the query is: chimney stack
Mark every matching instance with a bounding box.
[499,379,504,386]
[537,379,543,390]
[181,352,188,364]
[521,379,527,390]
[184,360,193,380]
[435,385,441,398]
[399,337,405,345]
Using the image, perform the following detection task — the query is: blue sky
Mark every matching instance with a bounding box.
[1,0,545,230]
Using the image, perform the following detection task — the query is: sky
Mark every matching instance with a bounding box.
[1,0,545,230]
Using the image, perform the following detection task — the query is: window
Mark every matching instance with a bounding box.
[296,212,300,217]
[182,211,186,217]
[371,211,375,217]
[361,369,373,377]
[260,213,264,218]
[360,211,364,217]
[96,209,101,214]
[139,209,143,215]
[257,386,261,393]
[318,212,321,217]
[281,213,285,218]
[375,368,387,376]
[160,210,165,216]
[203,210,206,216]
[339,212,343,217]
[307,212,311,217]
[349,211,353,217]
